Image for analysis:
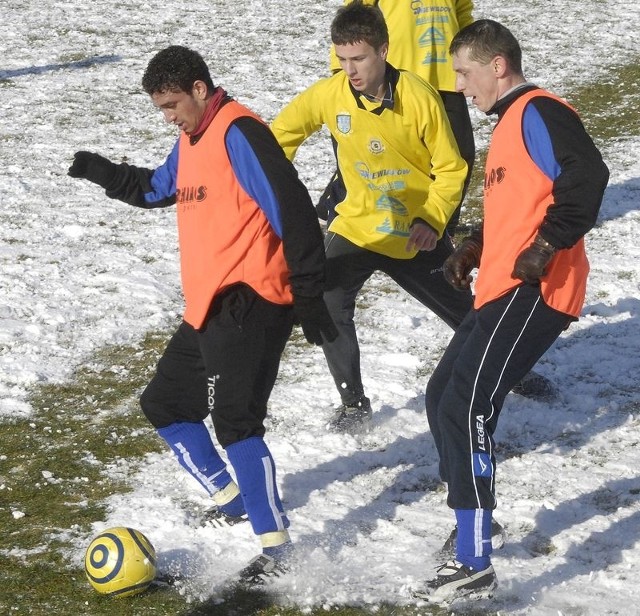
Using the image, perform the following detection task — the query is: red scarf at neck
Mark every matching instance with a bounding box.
[190,87,228,137]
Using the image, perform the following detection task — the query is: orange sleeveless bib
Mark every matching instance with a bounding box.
[475,90,589,318]
[176,102,292,328]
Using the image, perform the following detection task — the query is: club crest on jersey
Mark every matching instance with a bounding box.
[336,113,351,134]
[368,139,384,154]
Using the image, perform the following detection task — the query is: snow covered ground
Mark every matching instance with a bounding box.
[1,0,640,613]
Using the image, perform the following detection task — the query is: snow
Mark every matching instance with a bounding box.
[1,0,640,613]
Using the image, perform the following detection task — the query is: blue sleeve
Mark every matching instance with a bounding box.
[522,104,561,181]
[521,96,608,249]
[225,124,284,238]
[144,140,179,204]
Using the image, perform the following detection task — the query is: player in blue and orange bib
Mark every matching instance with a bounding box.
[68,45,337,585]
[415,20,609,602]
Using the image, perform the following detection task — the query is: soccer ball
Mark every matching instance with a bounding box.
[84,527,157,598]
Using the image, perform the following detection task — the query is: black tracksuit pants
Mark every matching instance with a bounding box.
[140,284,294,448]
[425,283,571,510]
[322,232,473,406]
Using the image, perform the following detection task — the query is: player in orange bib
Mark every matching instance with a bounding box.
[415,20,609,602]
[68,45,337,585]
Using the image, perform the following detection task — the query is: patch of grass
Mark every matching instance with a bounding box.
[58,52,98,64]
[180,596,455,616]
[0,330,174,613]
[456,149,487,236]
[570,58,640,143]
[616,270,634,281]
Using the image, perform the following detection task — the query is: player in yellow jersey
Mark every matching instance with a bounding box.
[322,0,475,237]
[272,0,470,432]
[274,0,552,433]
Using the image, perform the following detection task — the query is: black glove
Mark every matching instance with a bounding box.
[293,295,338,345]
[443,230,483,290]
[68,151,117,189]
[512,234,557,283]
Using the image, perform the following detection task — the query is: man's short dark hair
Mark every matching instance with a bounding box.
[142,45,215,96]
[450,19,523,75]
[331,0,389,51]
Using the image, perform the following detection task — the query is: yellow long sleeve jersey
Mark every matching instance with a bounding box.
[329,0,474,92]
[271,67,467,259]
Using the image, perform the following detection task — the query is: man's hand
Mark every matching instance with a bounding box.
[512,235,557,283]
[68,151,117,189]
[443,231,483,290]
[293,295,338,345]
[406,221,438,252]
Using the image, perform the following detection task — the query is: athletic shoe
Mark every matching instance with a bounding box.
[199,506,248,528]
[328,396,372,433]
[512,370,558,401]
[236,553,289,587]
[436,519,506,559]
[412,560,497,603]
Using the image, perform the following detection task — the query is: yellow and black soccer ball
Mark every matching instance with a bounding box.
[84,527,157,598]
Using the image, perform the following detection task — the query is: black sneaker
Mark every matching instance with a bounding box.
[413,560,497,603]
[328,396,372,433]
[436,519,506,559]
[512,370,558,401]
[199,506,248,528]
[236,554,288,587]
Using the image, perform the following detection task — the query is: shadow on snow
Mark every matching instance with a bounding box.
[0,55,121,80]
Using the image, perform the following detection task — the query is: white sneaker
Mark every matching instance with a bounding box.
[413,560,497,603]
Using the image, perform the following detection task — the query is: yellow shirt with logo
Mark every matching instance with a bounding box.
[329,0,474,92]
[271,68,467,259]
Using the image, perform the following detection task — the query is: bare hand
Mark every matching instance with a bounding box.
[406,222,438,252]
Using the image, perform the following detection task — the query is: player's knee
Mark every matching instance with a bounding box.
[139,387,163,428]
[139,384,180,429]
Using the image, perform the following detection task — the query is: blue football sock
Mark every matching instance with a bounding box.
[219,492,245,517]
[226,436,290,535]
[263,541,294,562]
[211,482,246,517]
[157,421,233,496]
[454,508,492,571]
